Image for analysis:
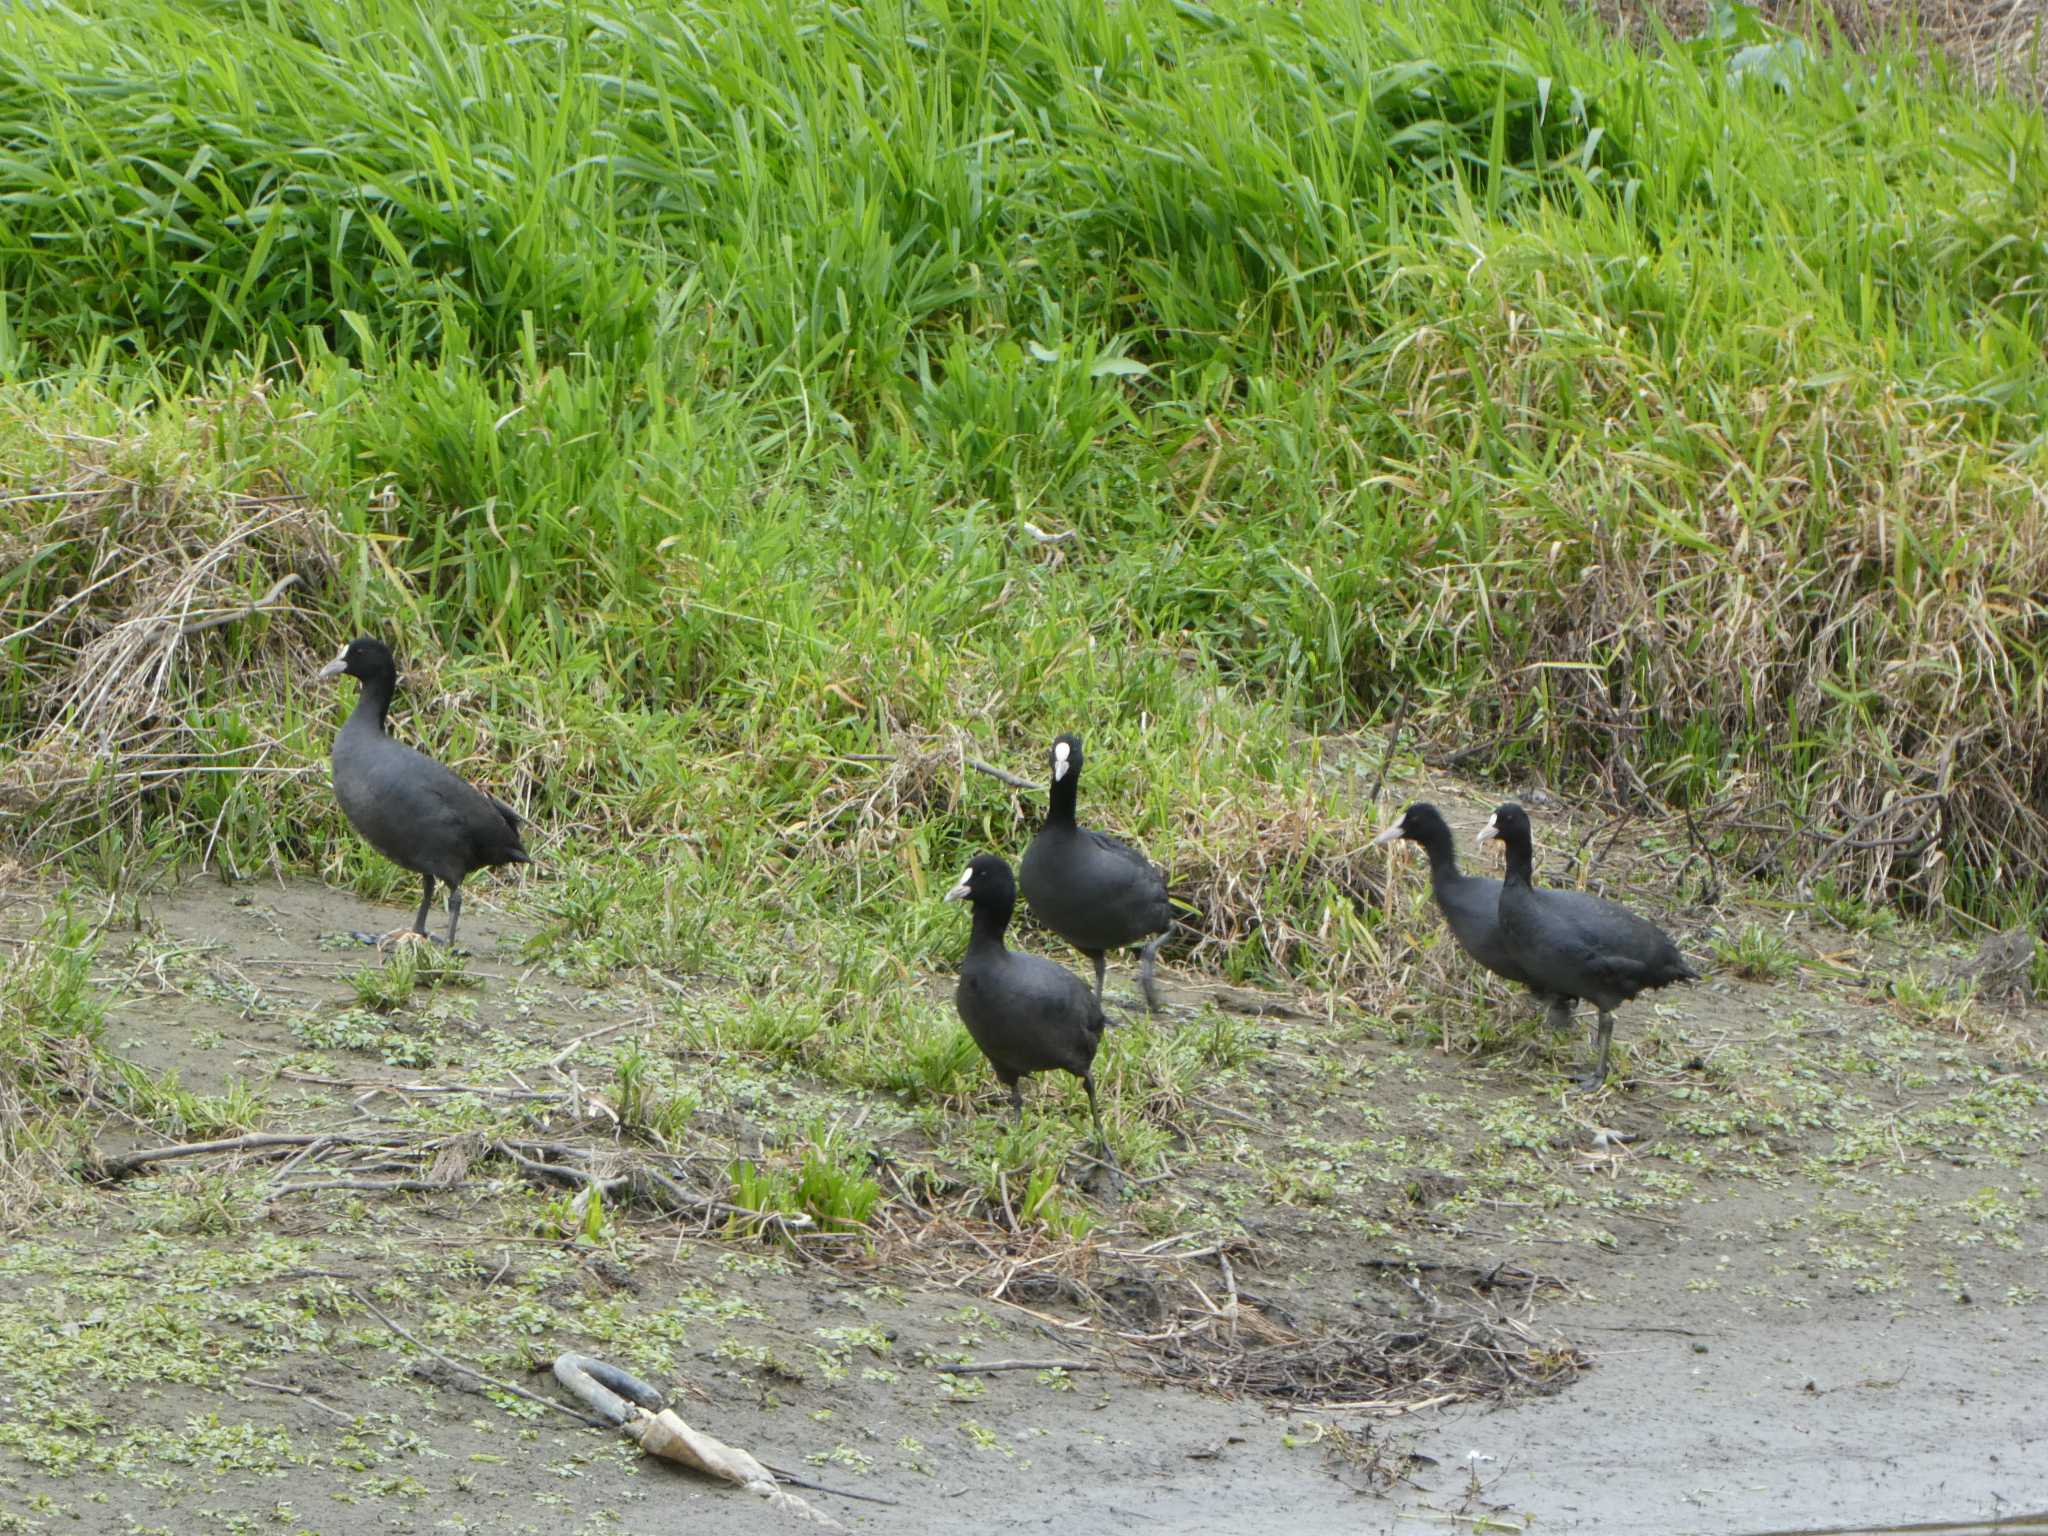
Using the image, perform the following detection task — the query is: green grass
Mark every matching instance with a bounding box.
[1712,924,1799,982]
[728,1133,884,1235]
[1,0,2044,973]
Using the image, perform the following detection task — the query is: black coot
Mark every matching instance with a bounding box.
[945,854,1116,1171]
[1375,802,1572,1030]
[1479,802,1698,1089]
[320,638,531,948]
[1018,734,1172,1012]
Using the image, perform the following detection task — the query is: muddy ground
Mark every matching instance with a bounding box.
[1,810,2044,1536]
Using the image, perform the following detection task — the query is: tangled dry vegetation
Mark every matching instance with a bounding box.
[1599,0,2048,101]
[0,462,336,852]
[1374,290,2048,922]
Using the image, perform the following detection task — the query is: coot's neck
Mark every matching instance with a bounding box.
[1499,829,1535,888]
[348,670,396,734]
[1412,822,1463,883]
[1043,769,1078,830]
[968,898,1013,953]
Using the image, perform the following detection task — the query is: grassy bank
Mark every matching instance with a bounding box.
[1,0,2044,956]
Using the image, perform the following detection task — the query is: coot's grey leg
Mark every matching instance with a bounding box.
[1137,936,1165,1014]
[1545,995,1575,1032]
[1083,1074,1125,1195]
[1576,1010,1616,1091]
[445,882,463,949]
[1008,1079,1024,1122]
[1086,951,1107,1004]
[413,874,436,936]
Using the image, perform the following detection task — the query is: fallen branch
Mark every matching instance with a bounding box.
[759,1462,900,1507]
[88,1132,388,1182]
[267,1179,448,1198]
[487,1141,817,1233]
[966,755,1038,791]
[942,1359,1103,1375]
[545,1018,650,1071]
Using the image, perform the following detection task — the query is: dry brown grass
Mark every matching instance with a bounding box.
[0,463,338,853]
[1375,270,2048,919]
[1594,0,2047,103]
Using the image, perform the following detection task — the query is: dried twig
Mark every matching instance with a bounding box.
[351,1291,605,1428]
[966,755,1038,792]
[240,1376,353,1422]
[169,573,301,639]
[1368,697,1412,810]
[89,1132,389,1182]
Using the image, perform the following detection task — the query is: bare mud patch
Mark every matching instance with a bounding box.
[0,852,2043,1534]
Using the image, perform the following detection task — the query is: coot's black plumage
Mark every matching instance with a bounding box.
[1018,734,1172,1012]
[1375,802,1572,1031]
[320,638,530,948]
[945,854,1115,1167]
[1479,802,1698,1089]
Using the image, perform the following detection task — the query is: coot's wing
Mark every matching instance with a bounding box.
[959,947,1105,1079]
[1542,889,1694,994]
[1006,951,1107,1064]
[1084,827,1160,881]
[390,746,530,864]
[1082,827,1173,930]
[1007,949,1105,1016]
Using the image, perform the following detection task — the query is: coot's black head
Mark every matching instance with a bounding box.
[943,852,1017,911]
[1475,801,1531,850]
[318,637,398,688]
[1374,801,1452,851]
[1050,734,1084,785]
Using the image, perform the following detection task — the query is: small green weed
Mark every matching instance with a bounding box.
[1016,1163,1096,1241]
[704,997,827,1063]
[1713,925,1798,981]
[1813,880,1897,937]
[533,1184,612,1246]
[728,1135,880,1235]
[611,1041,695,1146]
[133,1174,247,1236]
[109,1063,265,1141]
[713,1338,805,1382]
[1888,970,1978,1035]
[794,1137,883,1232]
[349,950,421,1011]
[0,908,105,1105]
[290,1007,439,1069]
[348,945,470,1012]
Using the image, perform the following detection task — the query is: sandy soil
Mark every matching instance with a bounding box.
[1,857,2043,1536]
